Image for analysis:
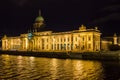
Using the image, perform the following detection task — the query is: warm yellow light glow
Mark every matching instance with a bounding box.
[2,24,101,52]
[72,60,103,80]
[50,58,58,79]
[29,56,35,61]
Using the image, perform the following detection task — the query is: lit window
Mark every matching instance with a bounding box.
[88,36,91,41]
[46,38,48,42]
[57,44,59,50]
[88,44,91,49]
[83,37,84,41]
[68,38,69,42]
[76,37,77,41]
[64,38,66,42]
[52,44,53,50]
[82,45,84,49]
[46,45,48,49]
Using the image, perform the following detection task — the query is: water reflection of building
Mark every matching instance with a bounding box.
[3,11,114,52]
[72,60,104,80]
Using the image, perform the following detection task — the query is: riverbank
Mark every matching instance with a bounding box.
[0,50,120,61]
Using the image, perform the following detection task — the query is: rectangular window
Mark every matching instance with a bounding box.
[57,44,59,50]
[46,38,48,42]
[64,38,66,42]
[61,44,62,50]
[82,45,84,50]
[88,36,91,41]
[46,45,48,49]
[83,37,84,41]
[52,44,53,50]
[68,37,69,42]
[54,44,56,50]
[64,44,66,50]
[68,44,69,50]
[88,44,91,49]
[42,39,44,50]
[42,46,44,50]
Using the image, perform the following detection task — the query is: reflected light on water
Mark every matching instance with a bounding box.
[17,55,22,59]
[29,56,35,68]
[17,55,23,68]
[29,56,35,61]
[1,54,10,67]
[0,55,114,80]
[1,54,10,60]
[72,60,104,80]
[49,58,58,79]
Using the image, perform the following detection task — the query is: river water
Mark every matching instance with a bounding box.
[0,54,120,80]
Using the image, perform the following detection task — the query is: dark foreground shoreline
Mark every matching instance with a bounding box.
[0,50,120,61]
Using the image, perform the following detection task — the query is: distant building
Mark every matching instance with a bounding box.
[101,33,120,51]
[2,11,101,52]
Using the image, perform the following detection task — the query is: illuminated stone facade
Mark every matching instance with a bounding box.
[2,25,101,52]
[2,12,101,52]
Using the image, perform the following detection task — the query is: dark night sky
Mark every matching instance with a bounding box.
[0,0,120,37]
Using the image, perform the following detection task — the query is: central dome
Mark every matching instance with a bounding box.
[35,16,44,22]
[33,10,45,32]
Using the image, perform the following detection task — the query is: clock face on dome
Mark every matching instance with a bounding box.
[28,32,33,40]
